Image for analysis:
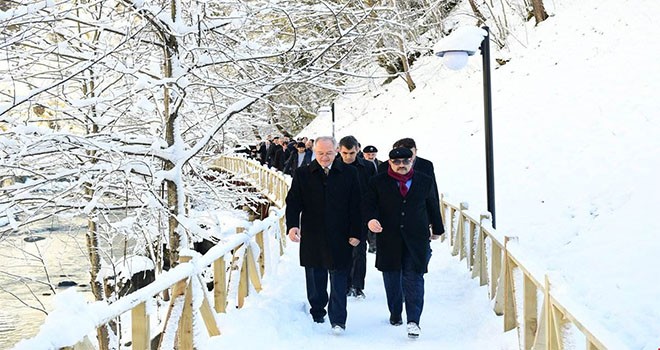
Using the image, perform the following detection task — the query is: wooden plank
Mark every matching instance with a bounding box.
[237,253,249,308]
[503,238,517,331]
[477,214,489,286]
[131,302,150,350]
[490,241,502,300]
[157,256,191,349]
[545,275,560,350]
[176,279,194,349]
[256,231,265,276]
[213,256,227,313]
[550,304,565,350]
[439,195,447,243]
[246,246,263,291]
[532,302,547,350]
[199,289,221,336]
[449,207,456,247]
[279,216,286,255]
[523,274,538,350]
[467,219,476,273]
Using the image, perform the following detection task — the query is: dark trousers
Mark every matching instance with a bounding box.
[348,240,367,290]
[382,246,430,325]
[305,267,349,326]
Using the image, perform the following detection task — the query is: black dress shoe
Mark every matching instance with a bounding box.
[389,315,403,326]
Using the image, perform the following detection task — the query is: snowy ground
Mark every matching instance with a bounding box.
[204,239,519,350]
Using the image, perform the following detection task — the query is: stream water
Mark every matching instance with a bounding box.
[0,216,134,348]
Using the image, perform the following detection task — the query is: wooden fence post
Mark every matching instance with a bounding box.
[439,194,447,243]
[213,256,227,313]
[475,214,489,286]
[490,236,502,301]
[246,246,263,292]
[523,274,538,350]
[131,302,149,350]
[467,218,476,272]
[502,237,518,332]
[256,230,266,276]
[237,248,249,308]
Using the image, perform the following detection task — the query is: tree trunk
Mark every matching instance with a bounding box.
[467,0,487,25]
[397,42,416,92]
[164,1,183,268]
[80,30,112,348]
[531,0,549,24]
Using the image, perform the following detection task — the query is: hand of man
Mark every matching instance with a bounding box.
[368,219,382,233]
[430,234,442,241]
[348,237,360,247]
[288,227,300,242]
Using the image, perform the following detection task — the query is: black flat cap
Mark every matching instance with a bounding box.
[388,147,413,159]
[363,145,378,153]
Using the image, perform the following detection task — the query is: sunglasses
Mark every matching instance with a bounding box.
[390,158,412,165]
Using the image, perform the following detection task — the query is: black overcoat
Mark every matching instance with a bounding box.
[363,170,444,273]
[286,159,362,270]
[344,157,376,237]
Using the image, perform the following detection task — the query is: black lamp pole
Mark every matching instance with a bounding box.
[331,102,336,139]
[481,26,496,228]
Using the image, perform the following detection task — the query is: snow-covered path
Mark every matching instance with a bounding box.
[204,238,519,349]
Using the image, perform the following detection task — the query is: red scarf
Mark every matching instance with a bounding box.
[387,167,414,197]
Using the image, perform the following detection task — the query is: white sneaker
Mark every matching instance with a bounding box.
[332,324,345,335]
[407,322,420,339]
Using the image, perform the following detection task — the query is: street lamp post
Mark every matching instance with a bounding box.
[434,26,496,228]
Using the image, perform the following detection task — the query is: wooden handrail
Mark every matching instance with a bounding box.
[440,195,629,350]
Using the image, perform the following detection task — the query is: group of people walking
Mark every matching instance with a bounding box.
[284,135,444,339]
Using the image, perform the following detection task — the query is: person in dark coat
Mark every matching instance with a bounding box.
[283,142,312,175]
[361,144,381,253]
[265,136,279,167]
[362,145,381,172]
[363,147,444,339]
[285,136,362,333]
[337,136,375,300]
[257,137,269,165]
[377,137,438,201]
[271,139,286,172]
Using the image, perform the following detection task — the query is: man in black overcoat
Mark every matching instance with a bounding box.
[337,135,375,300]
[285,136,362,334]
[283,142,312,175]
[377,137,438,201]
[364,147,444,339]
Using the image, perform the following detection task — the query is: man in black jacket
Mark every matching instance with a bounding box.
[337,136,375,300]
[377,138,438,201]
[283,142,312,175]
[364,147,444,339]
[286,136,362,334]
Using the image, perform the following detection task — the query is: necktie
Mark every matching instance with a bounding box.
[323,167,330,176]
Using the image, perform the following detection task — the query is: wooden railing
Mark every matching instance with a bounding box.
[14,155,289,350]
[439,196,629,350]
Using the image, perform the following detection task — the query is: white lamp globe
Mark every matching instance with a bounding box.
[442,51,469,70]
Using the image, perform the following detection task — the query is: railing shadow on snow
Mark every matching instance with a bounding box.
[16,155,628,350]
